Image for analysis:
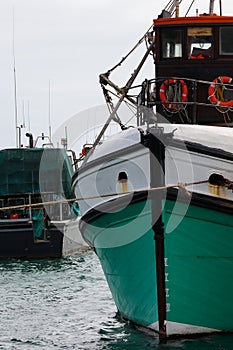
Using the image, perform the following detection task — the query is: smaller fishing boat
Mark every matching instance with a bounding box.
[0,132,86,259]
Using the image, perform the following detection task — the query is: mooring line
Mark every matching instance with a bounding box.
[0,179,208,212]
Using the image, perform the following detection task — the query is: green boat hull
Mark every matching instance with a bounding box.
[81,193,233,336]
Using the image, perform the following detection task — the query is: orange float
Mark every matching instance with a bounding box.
[159,79,188,110]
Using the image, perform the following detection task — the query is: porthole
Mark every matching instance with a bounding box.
[117,171,128,193]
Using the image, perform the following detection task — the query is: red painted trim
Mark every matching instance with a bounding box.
[153,15,233,27]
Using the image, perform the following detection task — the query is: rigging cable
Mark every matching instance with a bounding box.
[185,0,195,16]
[83,36,156,166]
[107,25,153,75]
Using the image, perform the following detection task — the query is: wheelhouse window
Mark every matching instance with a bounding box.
[161,29,182,58]
[187,27,213,59]
[220,27,233,55]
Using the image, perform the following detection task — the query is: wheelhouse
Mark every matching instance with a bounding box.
[152,14,233,124]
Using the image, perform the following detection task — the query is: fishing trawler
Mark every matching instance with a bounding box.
[72,0,233,338]
[0,132,86,259]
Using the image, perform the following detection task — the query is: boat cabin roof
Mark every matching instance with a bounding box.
[153,15,233,27]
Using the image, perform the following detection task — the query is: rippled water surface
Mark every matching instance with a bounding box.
[0,250,233,349]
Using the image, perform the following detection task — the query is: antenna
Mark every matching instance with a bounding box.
[12,8,19,148]
[48,80,52,141]
[219,0,222,15]
[61,127,68,149]
[22,100,26,128]
[175,0,180,17]
[27,100,31,132]
[209,0,215,15]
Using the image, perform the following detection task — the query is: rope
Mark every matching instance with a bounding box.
[0,179,208,212]
[107,25,153,74]
[211,78,233,116]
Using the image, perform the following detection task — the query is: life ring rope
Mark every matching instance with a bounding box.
[208,76,233,108]
[159,78,188,112]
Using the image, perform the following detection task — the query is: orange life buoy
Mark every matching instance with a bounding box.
[159,79,188,110]
[208,76,233,107]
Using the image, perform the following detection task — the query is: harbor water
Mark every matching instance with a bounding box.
[0,250,233,350]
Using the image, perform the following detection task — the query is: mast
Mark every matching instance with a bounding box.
[12,8,19,148]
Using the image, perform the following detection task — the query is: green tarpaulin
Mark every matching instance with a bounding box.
[0,148,74,198]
